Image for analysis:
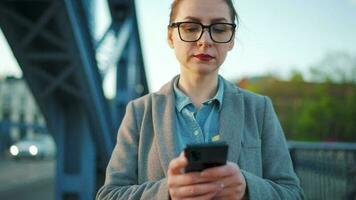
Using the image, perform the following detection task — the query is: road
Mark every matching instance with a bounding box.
[0,156,54,200]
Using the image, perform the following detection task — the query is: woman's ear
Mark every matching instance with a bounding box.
[167,28,174,49]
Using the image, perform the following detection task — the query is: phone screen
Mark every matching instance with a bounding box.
[184,142,228,173]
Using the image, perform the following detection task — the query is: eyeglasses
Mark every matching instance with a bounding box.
[169,22,236,43]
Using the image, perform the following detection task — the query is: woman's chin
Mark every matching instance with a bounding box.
[191,64,219,75]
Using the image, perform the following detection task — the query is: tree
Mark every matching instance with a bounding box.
[289,70,304,82]
[309,51,356,84]
[294,51,356,141]
[239,52,356,141]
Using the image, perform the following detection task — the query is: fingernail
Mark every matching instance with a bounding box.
[201,170,208,176]
[179,168,185,174]
[217,183,224,192]
[220,183,224,188]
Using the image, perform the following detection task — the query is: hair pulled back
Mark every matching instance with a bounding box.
[169,0,239,26]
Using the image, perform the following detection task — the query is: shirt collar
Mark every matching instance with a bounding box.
[173,78,192,112]
[173,75,224,112]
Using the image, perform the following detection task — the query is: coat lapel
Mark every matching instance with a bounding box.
[152,77,179,175]
[219,79,244,164]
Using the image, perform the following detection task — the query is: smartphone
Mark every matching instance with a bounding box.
[184,142,228,173]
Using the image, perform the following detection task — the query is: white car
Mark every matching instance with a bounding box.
[9,134,56,160]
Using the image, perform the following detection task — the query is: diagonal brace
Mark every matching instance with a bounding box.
[26,65,83,99]
[19,1,60,49]
[0,3,66,50]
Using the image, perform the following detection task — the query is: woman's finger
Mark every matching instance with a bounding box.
[213,184,245,198]
[200,162,240,179]
[168,152,188,175]
[169,172,215,187]
[183,191,218,200]
[170,182,223,198]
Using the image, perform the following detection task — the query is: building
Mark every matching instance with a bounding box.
[0,76,48,154]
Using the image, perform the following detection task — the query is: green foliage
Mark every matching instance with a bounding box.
[289,70,304,82]
[243,52,356,142]
[294,85,337,141]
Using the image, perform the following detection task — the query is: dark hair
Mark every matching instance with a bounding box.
[169,0,239,26]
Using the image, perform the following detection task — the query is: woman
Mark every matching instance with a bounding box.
[97,0,304,199]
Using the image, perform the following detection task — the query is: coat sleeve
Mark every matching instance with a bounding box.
[242,96,305,200]
[96,101,169,200]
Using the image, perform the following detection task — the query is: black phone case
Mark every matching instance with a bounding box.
[184,142,228,173]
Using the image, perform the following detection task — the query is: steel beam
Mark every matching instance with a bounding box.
[63,0,115,158]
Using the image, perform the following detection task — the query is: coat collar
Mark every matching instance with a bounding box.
[152,75,244,174]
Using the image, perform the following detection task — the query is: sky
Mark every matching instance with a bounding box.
[1,0,356,92]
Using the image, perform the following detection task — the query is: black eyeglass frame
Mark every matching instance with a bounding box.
[169,21,237,43]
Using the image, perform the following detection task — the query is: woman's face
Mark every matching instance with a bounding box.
[168,0,235,76]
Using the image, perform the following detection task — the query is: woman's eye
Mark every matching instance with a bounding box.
[181,23,200,32]
[187,28,199,32]
[183,26,199,32]
[212,26,227,33]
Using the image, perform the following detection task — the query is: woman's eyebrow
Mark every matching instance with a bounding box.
[183,16,201,22]
[183,16,228,23]
[211,18,228,23]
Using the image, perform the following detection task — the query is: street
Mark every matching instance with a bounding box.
[0,156,54,200]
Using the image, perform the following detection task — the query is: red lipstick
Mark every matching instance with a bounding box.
[194,54,214,61]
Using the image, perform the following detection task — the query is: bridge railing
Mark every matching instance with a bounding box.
[289,141,356,200]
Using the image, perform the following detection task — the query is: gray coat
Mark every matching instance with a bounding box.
[96,76,304,200]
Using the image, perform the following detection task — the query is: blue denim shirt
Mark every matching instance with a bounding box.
[173,76,224,154]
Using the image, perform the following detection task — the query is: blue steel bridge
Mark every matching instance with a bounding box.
[0,1,355,200]
[0,0,147,199]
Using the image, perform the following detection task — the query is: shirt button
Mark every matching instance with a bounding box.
[193,130,200,136]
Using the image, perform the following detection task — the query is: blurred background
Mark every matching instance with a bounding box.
[0,0,355,199]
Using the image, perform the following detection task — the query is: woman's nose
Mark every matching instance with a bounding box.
[197,29,213,45]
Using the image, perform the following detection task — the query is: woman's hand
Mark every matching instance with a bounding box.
[201,162,247,200]
[167,152,224,200]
